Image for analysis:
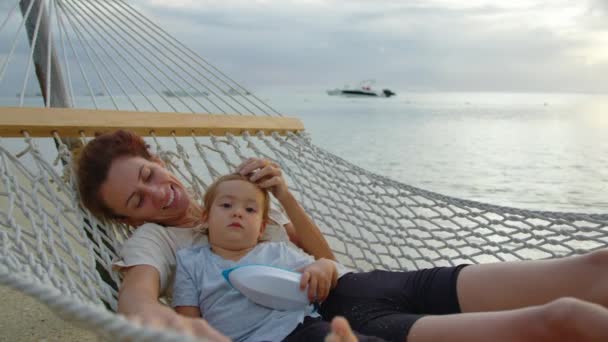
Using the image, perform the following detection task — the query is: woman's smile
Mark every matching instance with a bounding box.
[162,185,176,209]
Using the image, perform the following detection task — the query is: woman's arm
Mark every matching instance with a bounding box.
[175,306,202,318]
[276,189,335,260]
[238,158,335,260]
[282,222,301,247]
[118,265,168,316]
[119,265,228,341]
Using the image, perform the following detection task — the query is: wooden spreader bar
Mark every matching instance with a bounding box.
[0,107,305,137]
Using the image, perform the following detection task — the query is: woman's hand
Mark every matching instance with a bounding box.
[237,157,336,261]
[299,258,338,302]
[236,158,290,201]
[127,310,230,342]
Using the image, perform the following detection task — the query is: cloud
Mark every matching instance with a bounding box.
[134,0,605,92]
[0,0,606,94]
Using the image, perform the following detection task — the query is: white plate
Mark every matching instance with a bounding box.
[222,265,310,311]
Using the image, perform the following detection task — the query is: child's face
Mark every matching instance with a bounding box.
[205,179,266,250]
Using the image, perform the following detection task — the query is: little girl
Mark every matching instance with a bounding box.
[172,173,382,342]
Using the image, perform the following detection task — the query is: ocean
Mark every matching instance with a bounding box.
[3,90,607,214]
[264,90,608,214]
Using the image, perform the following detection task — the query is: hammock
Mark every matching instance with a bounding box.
[1,1,607,340]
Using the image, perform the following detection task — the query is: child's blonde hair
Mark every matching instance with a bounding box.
[203,173,271,224]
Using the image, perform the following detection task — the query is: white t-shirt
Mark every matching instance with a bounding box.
[112,208,292,298]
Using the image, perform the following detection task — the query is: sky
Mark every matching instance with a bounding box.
[133,0,608,93]
[2,0,608,94]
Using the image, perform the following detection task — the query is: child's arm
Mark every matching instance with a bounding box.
[298,258,338,302]
[175,306,202,318]
[237,158,335,261]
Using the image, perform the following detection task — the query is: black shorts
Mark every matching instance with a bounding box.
[319,265,468,342]
[283,316,385,342]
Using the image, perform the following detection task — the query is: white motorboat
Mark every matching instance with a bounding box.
[327,80,396,98]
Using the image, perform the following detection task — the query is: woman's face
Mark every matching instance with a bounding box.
[99,156,193,227]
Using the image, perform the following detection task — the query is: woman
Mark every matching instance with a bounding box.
[77,130,608,341]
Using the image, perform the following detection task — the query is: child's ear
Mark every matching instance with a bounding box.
[259,220,267,236]
[200,211,210,233]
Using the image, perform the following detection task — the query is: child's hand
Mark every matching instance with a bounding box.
[299,258,338,302]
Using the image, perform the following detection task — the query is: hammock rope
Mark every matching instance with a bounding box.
[1,1,607,341]
[106,0,280,116]
[1,122,607,341]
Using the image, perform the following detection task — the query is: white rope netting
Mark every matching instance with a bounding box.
[1,1,607,341]
[1,129,607,340]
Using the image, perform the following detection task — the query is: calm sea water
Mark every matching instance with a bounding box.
[263,90,608,214]
[4,91,607,213]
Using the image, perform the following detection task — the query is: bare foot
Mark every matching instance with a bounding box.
[325,316,358,342]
